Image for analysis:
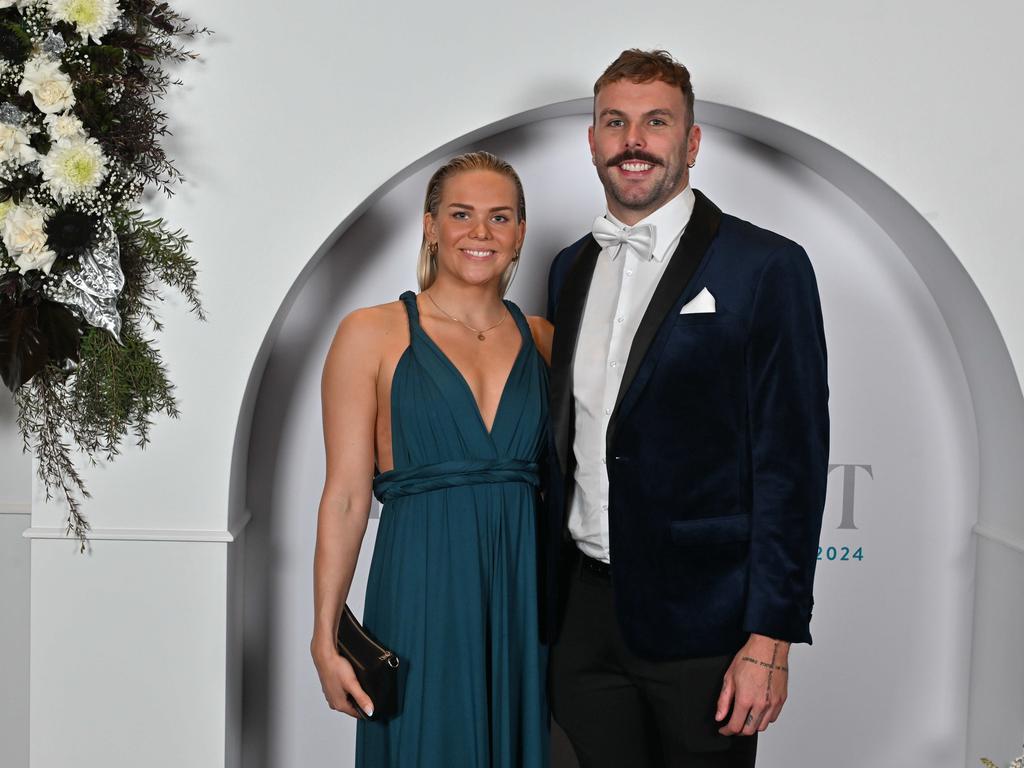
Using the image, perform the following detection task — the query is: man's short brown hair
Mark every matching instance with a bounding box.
[594,49,695,129]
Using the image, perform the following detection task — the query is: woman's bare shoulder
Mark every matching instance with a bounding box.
[327,300,410,368]
[526,315,553,365]
[336,299,409,339]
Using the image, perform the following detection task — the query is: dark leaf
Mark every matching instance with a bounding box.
[81,45,127,75]
[38,300,83,366]
[0,293,81,392]
[0,302,50,392]
[30,131,52,156]
[0,270,20,301]
[1,167,42,205]
[0,22,31,64]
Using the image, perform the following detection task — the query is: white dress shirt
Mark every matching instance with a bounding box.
[570,186,696,563]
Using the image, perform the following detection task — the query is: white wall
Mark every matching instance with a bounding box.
[1,391,30,768]
[4,1,1022,767]
[27,0,1024,534]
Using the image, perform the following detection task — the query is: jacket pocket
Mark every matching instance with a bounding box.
[671,313,731,327]
[670,514,751,545]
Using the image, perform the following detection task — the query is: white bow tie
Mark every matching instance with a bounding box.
[591,216,657,261]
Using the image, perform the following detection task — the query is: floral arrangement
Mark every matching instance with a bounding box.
[0,0,206,545]
[982,748,1024,768]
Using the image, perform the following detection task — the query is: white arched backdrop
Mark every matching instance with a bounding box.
[235,100,1024,767]
[8,5,1024,768]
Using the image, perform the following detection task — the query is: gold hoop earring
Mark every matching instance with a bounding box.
[504,254,520,295]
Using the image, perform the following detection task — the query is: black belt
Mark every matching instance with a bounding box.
[576,549,611,578]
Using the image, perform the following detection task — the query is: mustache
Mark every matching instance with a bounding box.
[606,150,662,167]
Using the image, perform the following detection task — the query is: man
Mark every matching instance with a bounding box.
[545,49,829,768]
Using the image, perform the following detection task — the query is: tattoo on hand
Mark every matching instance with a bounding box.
[739,655,789,673]
[738,641,789,713]
[766,641,779,702]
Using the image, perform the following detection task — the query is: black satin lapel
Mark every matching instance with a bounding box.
[609,191,722,436]
[550,236,601,474]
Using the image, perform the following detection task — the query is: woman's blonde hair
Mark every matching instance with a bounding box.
[418,151,526,296]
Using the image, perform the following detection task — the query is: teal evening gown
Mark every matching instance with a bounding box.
[356,291,549,768]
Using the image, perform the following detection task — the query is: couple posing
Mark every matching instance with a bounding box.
[312,49,829,768]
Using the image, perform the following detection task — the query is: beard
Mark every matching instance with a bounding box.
[596,147,688,212]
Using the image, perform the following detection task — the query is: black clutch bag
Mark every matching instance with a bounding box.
[336,603,400,720]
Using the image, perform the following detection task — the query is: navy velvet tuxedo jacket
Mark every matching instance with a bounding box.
[544,189,829,661]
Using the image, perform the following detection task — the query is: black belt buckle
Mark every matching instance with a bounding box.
[578,550,611,578]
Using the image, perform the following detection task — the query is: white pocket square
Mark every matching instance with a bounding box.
[679,287,716,314]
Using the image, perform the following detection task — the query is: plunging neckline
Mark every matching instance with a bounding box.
[410,293,527,438]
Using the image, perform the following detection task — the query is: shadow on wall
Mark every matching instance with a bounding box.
[238,119,588,767]
[241,201,400,768]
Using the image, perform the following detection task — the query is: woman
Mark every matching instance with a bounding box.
[311,151,553,767]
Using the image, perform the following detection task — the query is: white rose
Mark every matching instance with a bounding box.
[47,0,123,43]
[0,121,38,164]
[18,56,75,115]
[44,111,86,142]
[2,204,57,275]
[14,242,58,274]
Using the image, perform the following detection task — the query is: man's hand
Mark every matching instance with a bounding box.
[715,634,789,736]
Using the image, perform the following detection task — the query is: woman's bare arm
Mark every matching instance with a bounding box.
[311,307,383,718]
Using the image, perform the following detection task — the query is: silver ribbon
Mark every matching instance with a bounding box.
[52,222,125,343]
[41,33,67,58]
[0,103,26,124]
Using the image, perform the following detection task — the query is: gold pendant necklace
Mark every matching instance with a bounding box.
[425,291,508,341]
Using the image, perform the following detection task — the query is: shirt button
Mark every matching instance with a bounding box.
[625,269,633,277]
[604,408,611,415]
[616,316,624,323]
[610,361,618,368]
[602,504,609,511]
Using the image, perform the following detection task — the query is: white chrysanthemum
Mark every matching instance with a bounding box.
[0,121,38,164]
[18,56,75,114]
[44,111,86,142]
[47,0,122,43]
[2,203,57,275]
[41,135,108,201]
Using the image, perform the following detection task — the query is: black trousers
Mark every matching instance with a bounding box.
[549,555,757,768]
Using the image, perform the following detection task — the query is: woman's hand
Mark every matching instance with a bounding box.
[312,642,375,719]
